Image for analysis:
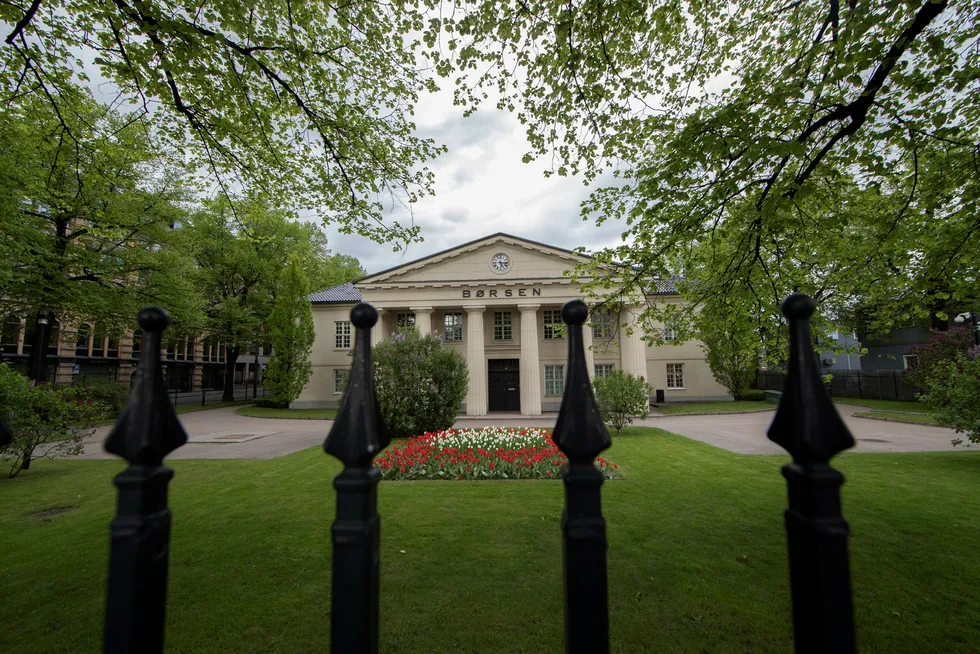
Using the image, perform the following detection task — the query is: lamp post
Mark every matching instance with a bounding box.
[27,308,54,385]
[954,312,980,346]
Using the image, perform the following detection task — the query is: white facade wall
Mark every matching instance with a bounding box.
[294,236,730,412]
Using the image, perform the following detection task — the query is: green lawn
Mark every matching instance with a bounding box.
[2,430,979,652]
[236,406,338,419]
[655,401,773,415]
[854,411,941,426]
[834,398,934,414]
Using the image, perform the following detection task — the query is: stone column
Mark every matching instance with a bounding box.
[519,305,542,416]
[583,314,595,379]
[620,306,648,380]
[412,307,434,338]
[465,306,487,416]
[371,308,385,346]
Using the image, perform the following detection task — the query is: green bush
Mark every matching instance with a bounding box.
[74,376,128,417]
[920,352,980,446]
[254,397,288,409]
[372,327,468,440]
[592,370,651,434]
[741,388,766,401]
[0,363,105,478]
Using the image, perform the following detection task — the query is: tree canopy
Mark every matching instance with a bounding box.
[0,0,445,241]
[0,92,202,336]
[441,0,980,335]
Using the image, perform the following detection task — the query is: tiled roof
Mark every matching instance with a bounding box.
[309,281,362,304]
[649,277,680,294]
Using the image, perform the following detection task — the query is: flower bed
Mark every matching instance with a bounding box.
[375,427,619,481]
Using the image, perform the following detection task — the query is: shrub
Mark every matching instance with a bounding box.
[592,370,650,434]
[0,363,105,478]
[254,397,288,409]
[375,427,619,480]
[373,327,468,441]
[264,253,315,404]
[904,325,974,390]
[741,388,766,401]
[919,352,980,446]
[73,376,128,417]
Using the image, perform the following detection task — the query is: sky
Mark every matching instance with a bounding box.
[308,87,629,276]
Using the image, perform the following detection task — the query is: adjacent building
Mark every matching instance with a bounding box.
[295,233,729,414]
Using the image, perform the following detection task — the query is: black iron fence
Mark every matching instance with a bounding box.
[87,296,856,653]
[757,368,922,402]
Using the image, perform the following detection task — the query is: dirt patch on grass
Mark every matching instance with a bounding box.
[28,505,78,523]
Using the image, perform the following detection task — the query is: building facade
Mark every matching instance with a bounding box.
[295,233,729,415]
[0,313,271,391]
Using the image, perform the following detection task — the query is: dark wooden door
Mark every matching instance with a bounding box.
[488,359,520,412]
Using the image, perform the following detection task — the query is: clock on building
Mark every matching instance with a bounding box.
[490,252,510,273]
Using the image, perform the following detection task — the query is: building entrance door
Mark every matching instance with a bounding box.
[488,359,520,412]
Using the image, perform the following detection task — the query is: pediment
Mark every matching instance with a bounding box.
[357,233,591,286]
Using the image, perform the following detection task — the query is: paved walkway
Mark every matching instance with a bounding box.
[73,403,959,460]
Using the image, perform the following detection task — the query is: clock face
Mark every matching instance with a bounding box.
[491,253,510,272]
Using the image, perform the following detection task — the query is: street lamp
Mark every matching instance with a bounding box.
[27,308,54,384]
[954,312,980,346]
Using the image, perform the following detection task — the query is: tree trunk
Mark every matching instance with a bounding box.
[222,346,241,402]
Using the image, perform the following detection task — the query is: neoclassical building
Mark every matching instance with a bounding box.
[295,233,728,414]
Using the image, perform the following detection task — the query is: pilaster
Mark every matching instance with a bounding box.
[620,306,648,380]
[411,307,434,337]
[371,308,386,346]
[583,315,595,379]
[519,305,542,416]
[465,306,487,416]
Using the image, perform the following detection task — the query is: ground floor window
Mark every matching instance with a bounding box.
[594,363,614,379]
[545,364,565,396]
[443,312,463,341]
[666,363,684,389]
[396,311,416,328]
[334,368,349,393]
[493,311,512,341]
[903,354,919,370]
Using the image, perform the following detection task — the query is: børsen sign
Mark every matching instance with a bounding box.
[462,288,541,298]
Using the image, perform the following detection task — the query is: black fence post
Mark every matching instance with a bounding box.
[323,303,390,653]
[767,294,856,654]
[553,299,612,654]
[103,308,188,654]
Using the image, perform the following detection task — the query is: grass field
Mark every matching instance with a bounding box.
[854,411,941,426]
[236,406,338,419]
[833,398,934,414]
[655,401,773,415]
[2,429,978,652]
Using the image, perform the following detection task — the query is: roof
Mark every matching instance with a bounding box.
[649,277,679,294]
[309,281,362,304]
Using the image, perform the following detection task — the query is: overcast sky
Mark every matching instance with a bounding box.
[306,87,627,275]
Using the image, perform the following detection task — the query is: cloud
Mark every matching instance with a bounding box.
[304,90,629,275]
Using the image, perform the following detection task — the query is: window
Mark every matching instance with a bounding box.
[1,315,20,354]
[335,321,351,348]
[107,334,120,358]
[443,312,463,342]
[666,363,684,389]
[543,309,563,339]
[594,364,614,379]
[92,329,107,357]
[903,354,919,370]
[334,369,349,394]
[75,324,92,357]
[493,311,512,341]
[664,323,678,341]
[131,330,142,358]
[592,312,614,339]
[396,311,416,328]
[545,364,565,396]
